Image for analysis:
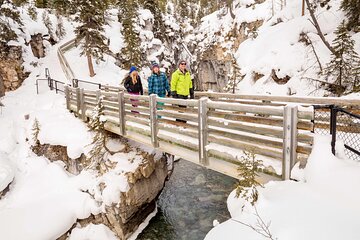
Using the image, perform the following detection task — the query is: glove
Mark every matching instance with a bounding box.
[167,91,171,97]
[189,88,194,99]
[171,91,177,98]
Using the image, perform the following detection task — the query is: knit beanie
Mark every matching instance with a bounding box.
[129,66,137,74]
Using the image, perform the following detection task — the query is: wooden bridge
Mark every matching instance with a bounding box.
[57,39,360,182]
[62,85,359,181]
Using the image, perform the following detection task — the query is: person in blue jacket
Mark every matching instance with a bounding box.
[148,63,171,98]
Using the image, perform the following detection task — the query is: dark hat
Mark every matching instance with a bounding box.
[152,63,160,69]
[129,66,137,74]
[178,59,187,66]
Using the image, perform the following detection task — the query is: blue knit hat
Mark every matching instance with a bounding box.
[129,66,137,74]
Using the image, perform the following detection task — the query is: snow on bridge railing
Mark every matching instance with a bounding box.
[64,86,315,180]
[57,39,76,82]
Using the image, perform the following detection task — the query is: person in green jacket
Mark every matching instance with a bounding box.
[170,60,194,123]
[171,60,194,99]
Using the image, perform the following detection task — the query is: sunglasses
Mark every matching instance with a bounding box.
[180,63,186,65]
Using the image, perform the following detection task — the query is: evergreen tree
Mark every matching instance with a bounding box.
[340,0,360,32]
[141,0,167,40]
[27,4,38,21]
[324,20,360,93]
[35,0,48,8]
[118,0,142,69]
[73,0,109,77]
[55,13,66,40]
[48,0,72,15]
[0,1,22,47]
[31,118,41,146]
[235,151,263,206]
[42,10,54,40]
[87,98,107,169]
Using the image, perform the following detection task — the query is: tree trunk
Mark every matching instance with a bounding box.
[0,74,5,97]
[302,0,305,16]
[226,0,235,19]
[87,53,95,77]
[304,0,335,55]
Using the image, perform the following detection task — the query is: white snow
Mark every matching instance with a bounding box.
[205,135,360,240]
[68,223,118,240]
[0,153,14,192]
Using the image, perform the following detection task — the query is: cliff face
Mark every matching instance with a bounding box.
[32,142,168,240]
[0,44,27,93]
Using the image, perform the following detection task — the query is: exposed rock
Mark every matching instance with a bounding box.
[253,72,265,81]
[29,33,45,58]
[0,44,27,92]
[31,143,83,175]
[271,69,291,84]
[33,142,168,239]
[196,20,263,92]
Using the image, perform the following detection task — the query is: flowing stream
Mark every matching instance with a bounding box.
[137,159,238,240]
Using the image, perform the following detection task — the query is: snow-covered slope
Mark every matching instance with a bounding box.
[193,0,360,97]
[205,135,360,240]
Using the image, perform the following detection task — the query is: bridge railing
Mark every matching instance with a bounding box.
[64,86,315,180]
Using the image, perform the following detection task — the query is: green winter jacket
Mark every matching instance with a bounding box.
[171,69,192,96]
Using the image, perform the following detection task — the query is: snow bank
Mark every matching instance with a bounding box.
[0,153,14,192]
[69,223,118,240]
[0,158,100,240]
[205,135,360,240]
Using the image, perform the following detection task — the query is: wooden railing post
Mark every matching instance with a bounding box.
[198,97,209,165]
[282,105,298,180]
[64,85,70,110]
[96,90,101,103]
[80,88,86,121]
[149,94,159,148]
[118,91,126,136]
[76,87,81,115]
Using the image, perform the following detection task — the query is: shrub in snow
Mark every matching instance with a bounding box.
[86,98,108,171]
[31,118,41,146]
[235,151,263,206]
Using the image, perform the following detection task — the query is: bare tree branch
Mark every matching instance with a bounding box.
[304,0,335,55]
[303,33,323,71]
[230,206,276,240]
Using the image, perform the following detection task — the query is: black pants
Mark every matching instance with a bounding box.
[174,94,188,123]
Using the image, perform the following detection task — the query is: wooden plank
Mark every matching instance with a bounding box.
[157,110,198,122]
[118,91,126,136]
[124,105,150,114]
[158,118,198,130]
[195,92,360,106]
[76,88,81,114]
[208,128,283,149]
[124,94,150,101]
[156,104,198,114]
[208,110,313,131]
[80,88,86,121]
[207,101,284,116]
[149,94,159,148]
[64,86,70,110]
[124,99,150,107]
[208,118,284,139]
[159,98,198,107]
[198,98,208,165]
[208,135,283,160]
[282,105,298,180]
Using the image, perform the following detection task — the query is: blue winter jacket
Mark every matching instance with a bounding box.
[148,72,170,97]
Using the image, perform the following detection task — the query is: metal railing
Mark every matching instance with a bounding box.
[36,68,67,94]
[314,105,360,161]
[330,106,360,161]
